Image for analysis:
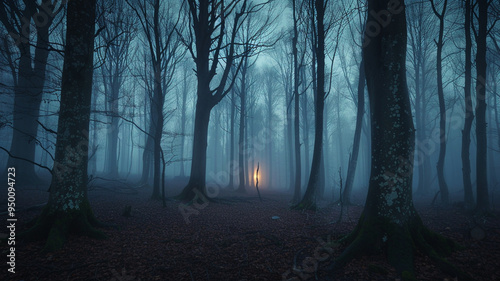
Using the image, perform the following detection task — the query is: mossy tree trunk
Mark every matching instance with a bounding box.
[21,0,104,252]
[329,1,470,279]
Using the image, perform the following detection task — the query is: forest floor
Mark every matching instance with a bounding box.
[1,178,500,281]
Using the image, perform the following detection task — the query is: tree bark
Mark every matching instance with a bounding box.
[475,0,489,212]
[343,59,365,205]
[462,0,474,208]
[2,0,56,185]
[21,0,105,252]
[430,0,449,205]
[292,0,302,204]
[294,0,325,210]
[329,2,468,279]
[237,60,248,193]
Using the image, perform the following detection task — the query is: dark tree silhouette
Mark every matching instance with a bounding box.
[291,0,302,204]
[430,0,449,205]
[462,0,474,208]
[474,0,489,212]
[177,0,247,201]
[293,0,326,210]
[0,0,62,184]
[329,1,469,279]
[21,0,105,252]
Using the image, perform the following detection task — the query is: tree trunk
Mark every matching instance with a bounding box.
[237,63,248,193]
[286,82,294,192]
[462,0,474,208]
[140,88,154,186]
[292,0,302,203]
[343,59,365,205]
[301,67,310,179]
[330,2,468,279]
[5,1,54,185]
[475,0,489,213]
[180,67,188,177]
[228,88,236,188]
[177,94,213,200]
[294,0,325,210]
[22,0,105,252]
[151,71,163,200]
[431,0,449,205]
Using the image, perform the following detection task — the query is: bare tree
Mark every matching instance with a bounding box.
[430,0,449,205]
[177,0,272,201]
[0,0,63,184]
[96,0,136,177]
[127,0,184,199]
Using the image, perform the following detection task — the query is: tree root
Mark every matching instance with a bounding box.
[328,214,473,280]
[19,201,106,252]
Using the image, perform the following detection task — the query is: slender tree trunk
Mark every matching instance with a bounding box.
[475,0,489,212]
[286,85,295,192]
[294,0,325,210]
[180,67,188,177]
[292,0,302,203]
[228,88,236,188]
[431,0,449,205]
[462,0,474,208]
[301,68,310,179]
[237,64,248,193]
[343,59,365,205]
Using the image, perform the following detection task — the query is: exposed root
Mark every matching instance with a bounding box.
[328,214,472,280]
[19,202,106,253]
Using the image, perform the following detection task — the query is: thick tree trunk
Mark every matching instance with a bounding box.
[6,1,53,185]
[330,2,468,279]
[462,0,474,208]
[21,0,104,252]
[177,95,213,200]
[343,59,365,205]
[475,0,489,212]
